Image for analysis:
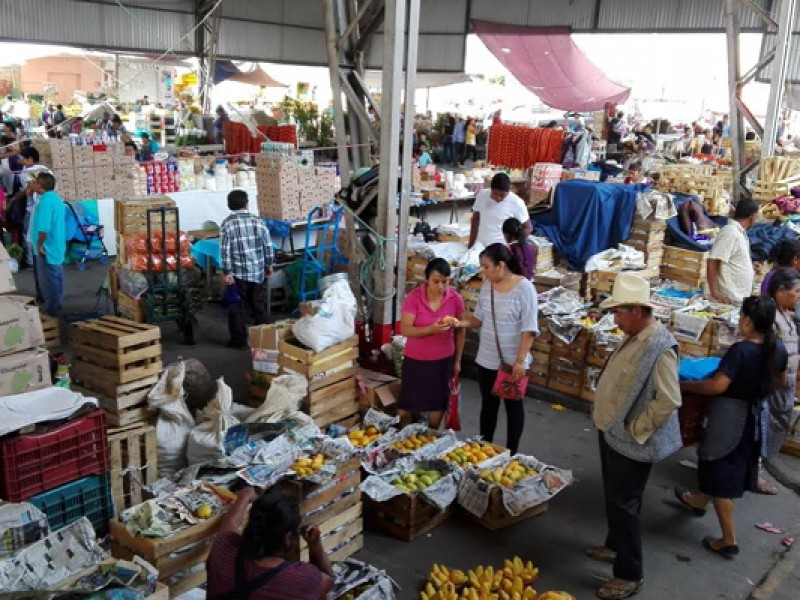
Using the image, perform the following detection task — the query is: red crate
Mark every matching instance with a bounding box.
[0,409,110,501]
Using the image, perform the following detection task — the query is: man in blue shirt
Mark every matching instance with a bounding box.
[28,172,66,316]
[138,132,160,161]
[452,115,466,166]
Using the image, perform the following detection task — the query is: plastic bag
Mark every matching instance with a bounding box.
[221,283,242,312]
[186,377,240,465]
[293,280,356,352]
[147,362,196,477]
[246,374,308,422]
[445,377,461,431]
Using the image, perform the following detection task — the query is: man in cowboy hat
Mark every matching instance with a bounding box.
[587,273,682,600]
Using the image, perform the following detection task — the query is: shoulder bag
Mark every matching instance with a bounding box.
[490,286,529,400]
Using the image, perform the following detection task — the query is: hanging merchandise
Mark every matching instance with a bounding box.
[487,124,565,170]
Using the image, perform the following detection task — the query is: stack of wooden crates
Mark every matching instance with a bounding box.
[660,246,708,289]
[69,316,159,515]
[112,197,178,321]
[279,335,361,429]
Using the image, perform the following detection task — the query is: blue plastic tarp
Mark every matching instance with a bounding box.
[531,180,644,270]
[679,357,721,381]
[747,221,798,262]
[665,195,727,252]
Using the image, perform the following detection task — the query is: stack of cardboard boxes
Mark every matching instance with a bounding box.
[33,139,140,201]
[255,156,337,221]
[0,246,52,396]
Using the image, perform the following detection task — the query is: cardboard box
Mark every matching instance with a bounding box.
[356,368,400,410]
[249,320,295,374]
[0,349,52,396]
[0,296,45,357]
[0,244,16,294]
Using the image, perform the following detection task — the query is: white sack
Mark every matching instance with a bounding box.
[293,281,356,352]
[246,374,308,422]
[147,362,195,477]
[186,377,240,465]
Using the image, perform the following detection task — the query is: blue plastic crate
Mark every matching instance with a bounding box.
[28,473,114,535]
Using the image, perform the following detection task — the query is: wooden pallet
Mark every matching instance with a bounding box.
[71,374,158,427]
[70,317,162,384]
[110,513,220,598]
[364,493,452,542]
[108,423,158,514]
[115,197,177,234]
[462,488,549,531]
[40,314,60,349]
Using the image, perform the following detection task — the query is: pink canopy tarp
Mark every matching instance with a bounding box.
[473,21,630,112]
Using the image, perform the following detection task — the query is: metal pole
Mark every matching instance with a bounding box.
[373,0,405,343]
[724,0,746,200]
[323,0,352,186]
[762,0,797,158]
[396,0,420,309]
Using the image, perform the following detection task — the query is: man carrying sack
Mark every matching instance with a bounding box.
[587,273,682,600]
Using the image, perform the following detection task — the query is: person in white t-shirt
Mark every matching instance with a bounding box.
[469,173,531,248]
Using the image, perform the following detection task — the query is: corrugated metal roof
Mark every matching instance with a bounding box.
[758,32,800,83]
[2,0,194,54]
[0,0,783,70]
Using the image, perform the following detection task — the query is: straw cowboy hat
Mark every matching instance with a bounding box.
[599,272,654,310]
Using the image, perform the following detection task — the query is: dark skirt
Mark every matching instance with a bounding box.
[698,412,759,499]
[398,356,453,413]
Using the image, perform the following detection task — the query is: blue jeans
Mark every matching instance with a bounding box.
[35,258,64,316]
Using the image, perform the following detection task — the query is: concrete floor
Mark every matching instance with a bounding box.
[15,262,800,600]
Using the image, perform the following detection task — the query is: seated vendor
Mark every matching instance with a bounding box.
[124,141,138,158]
[138,132,160,162]
[206,487,334,600]
[624,161,652,185]
[415,146,432,167]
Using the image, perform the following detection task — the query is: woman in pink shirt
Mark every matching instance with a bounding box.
[398,258,465,427]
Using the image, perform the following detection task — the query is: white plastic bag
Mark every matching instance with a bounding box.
[246,374,308,422]
[186,377,240,465]
[147,362,195,477]
[293,281,356,352]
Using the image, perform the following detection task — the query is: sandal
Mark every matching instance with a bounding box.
[596,578,644,600]
[585,546,617,563]
[673,487,707,517]
[702,536,740,559]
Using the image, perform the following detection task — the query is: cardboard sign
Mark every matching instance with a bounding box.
[0,296,45,357]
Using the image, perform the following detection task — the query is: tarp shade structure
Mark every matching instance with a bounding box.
[473,21,631,112]
[214,60,287,88]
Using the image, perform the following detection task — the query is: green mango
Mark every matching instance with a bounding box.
[419,475,433,487]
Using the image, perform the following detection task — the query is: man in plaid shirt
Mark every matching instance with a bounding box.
[220,189,274,348]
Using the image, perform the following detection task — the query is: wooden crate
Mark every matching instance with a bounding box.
[364,493,452,542]
[243,369,272,408]
[279,336,360,428]
[70,317,162,384]
[108,423,158,514]
[302,377,360,429]
[529,349,550,387]
[547,358,584,398]
[550,328,590,362]
[117,293,146,323]
[660,246,708,288]
[115,197,177,234]
[279,457,363,562]
[40,314,60,349]
[462,487,548,531]
[110,514,221,598]
[581,366,603,403]
[586,336,616,368]
[71,374,158,427]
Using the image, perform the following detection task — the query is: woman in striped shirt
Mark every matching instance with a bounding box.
[456,243,539,453]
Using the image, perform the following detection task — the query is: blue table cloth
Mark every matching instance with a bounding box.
[191,238,221,269]
[532,180,644,270]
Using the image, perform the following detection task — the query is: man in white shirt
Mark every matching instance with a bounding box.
[469,172,532,248]
[707,198,758,304]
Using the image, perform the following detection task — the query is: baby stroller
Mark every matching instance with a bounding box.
[64,201,109,270]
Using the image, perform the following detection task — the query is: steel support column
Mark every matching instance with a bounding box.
[395,0,420,309]
[371,0,406,342]
[725,0,747,200]
[195,0,223,114]
[762,0,797,158]
[726,0,797,198]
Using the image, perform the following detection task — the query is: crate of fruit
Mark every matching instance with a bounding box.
[361,458,459,542]
[361,424,459,476]
[331,558,397,600]
[439,439,509,471]
[337,409,399,454]
[457,454,572,530]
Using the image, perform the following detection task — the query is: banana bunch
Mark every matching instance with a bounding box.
[420,558,540,600]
